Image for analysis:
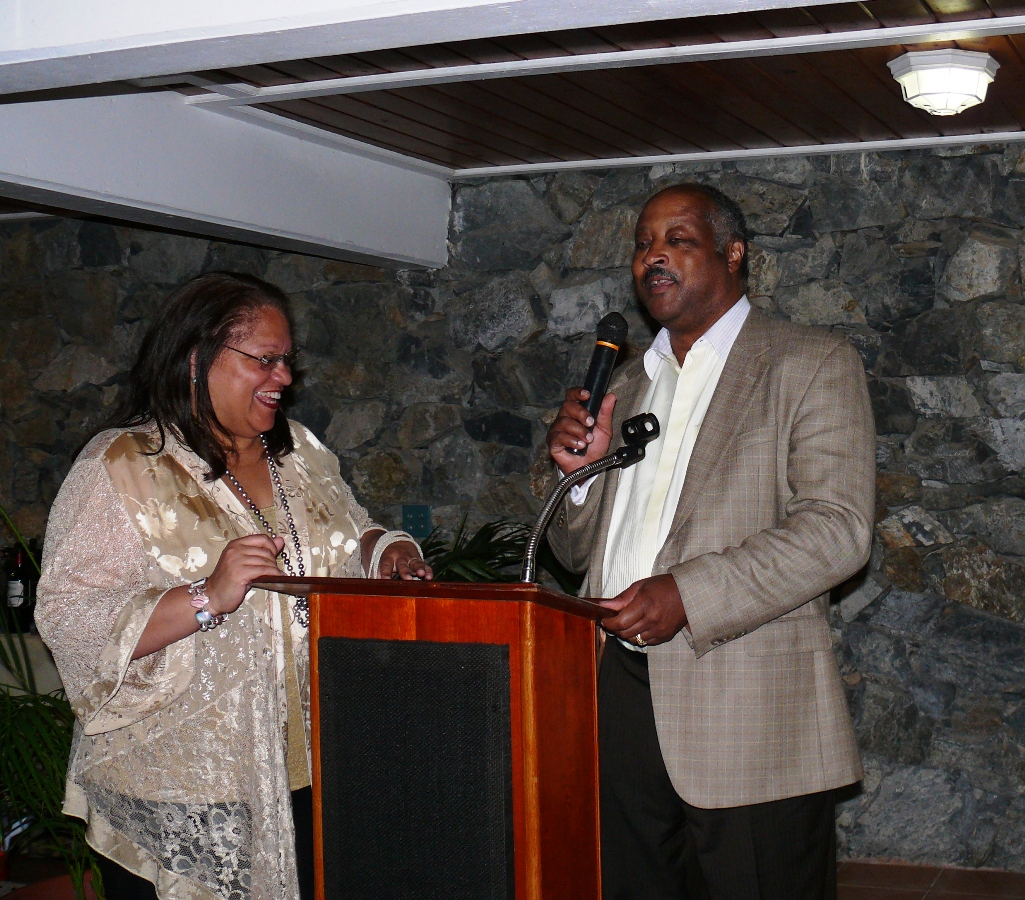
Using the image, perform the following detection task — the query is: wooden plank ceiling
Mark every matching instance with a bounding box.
[186,0,1025,169]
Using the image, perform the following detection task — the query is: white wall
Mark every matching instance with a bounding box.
[0,91,451,267]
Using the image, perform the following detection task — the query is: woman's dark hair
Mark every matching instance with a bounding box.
[106,271,295,479]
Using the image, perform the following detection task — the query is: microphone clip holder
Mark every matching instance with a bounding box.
[520,413,660,583]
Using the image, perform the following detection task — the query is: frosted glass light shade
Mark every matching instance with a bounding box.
[887,49,999,116]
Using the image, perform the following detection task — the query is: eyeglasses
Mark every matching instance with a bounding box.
[224,345,300,370]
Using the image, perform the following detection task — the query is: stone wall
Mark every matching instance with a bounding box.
[3,141,1025,870]
[446,149,1025,871]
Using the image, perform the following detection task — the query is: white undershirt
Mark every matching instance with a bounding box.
[566,296,751,651]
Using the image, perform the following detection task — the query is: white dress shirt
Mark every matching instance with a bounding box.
[566,296,751,650]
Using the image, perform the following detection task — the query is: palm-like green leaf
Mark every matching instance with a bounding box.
[0,502,101,898]
[421,516,529,583]
[421,516,584,593]
[0,692,72,820]
[0,622,36,696]
[0,688,100,898]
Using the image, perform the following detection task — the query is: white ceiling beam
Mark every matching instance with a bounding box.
[189,14,1025,106]
[0,211,50,221]
[0,90,451,267]
[0,0,846,95]
[452,131,1025,178]
[178,77,450,177]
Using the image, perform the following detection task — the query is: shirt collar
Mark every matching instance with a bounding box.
[643,295,751,379]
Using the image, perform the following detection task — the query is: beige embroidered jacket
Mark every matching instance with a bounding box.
[36,421,375,900]
[548,309,875,808]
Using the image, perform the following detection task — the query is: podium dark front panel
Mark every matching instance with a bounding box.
[317,637,514,900]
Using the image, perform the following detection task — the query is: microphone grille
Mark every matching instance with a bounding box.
[596,312,629,345]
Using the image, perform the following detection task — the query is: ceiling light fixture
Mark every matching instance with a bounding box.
[888,49,999,116]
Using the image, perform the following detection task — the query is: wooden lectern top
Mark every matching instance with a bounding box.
[251,576,610,621]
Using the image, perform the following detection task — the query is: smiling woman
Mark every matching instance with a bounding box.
[33,272,431,900]
[208,308,295,442]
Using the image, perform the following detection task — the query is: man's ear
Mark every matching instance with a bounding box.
[725,238,746,275]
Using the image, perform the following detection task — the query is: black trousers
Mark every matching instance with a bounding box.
[96,787,315,900]
[599,637,838,900]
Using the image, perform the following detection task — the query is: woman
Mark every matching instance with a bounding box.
[35,272,430,900]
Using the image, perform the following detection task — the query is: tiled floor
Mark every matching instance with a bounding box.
[839,860,1025,899]
[1,877,96,900]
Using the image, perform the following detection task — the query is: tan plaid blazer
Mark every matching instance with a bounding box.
[548,308,874,808]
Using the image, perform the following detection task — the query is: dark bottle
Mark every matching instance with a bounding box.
[4,545,35,633]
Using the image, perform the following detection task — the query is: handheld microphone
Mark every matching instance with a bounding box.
[567,312,629,455]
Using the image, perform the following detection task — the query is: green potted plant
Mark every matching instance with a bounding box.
[0,504,101,899]
[421,515,583,593]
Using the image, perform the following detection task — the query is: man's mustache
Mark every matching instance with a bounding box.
[644,266,677,285]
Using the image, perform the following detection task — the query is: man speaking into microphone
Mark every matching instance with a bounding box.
[545,184,875,899]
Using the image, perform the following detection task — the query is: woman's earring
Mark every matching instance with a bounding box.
[192,376,197,385]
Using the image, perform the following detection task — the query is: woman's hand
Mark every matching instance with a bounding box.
[205,534,286,614]
[133,534,285,659]
[377,541,433,581]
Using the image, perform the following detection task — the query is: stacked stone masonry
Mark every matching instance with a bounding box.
[2,143,1025,870]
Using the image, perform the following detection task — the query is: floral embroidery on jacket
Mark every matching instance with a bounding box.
[36,421,376,900]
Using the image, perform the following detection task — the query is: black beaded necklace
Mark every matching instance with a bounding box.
[225,435,309,627]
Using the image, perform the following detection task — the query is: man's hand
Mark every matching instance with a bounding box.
[600,574,688,647]
[546,388,617,476]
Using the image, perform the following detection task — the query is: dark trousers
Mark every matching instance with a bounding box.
[292,785,315,900]
[599,637,838,900]
[95,854,158,900]
[96,787,315,900]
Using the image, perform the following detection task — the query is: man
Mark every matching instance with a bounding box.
[546,184,874,899]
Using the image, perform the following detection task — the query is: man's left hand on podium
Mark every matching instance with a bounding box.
[600,574,687,647]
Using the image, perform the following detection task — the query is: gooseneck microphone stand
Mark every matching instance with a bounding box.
[520,413,660,584]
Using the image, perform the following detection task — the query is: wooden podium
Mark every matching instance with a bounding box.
[261,578,604,900]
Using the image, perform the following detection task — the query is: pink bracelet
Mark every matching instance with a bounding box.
[188,578,226,631]
[189,578,210,609]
